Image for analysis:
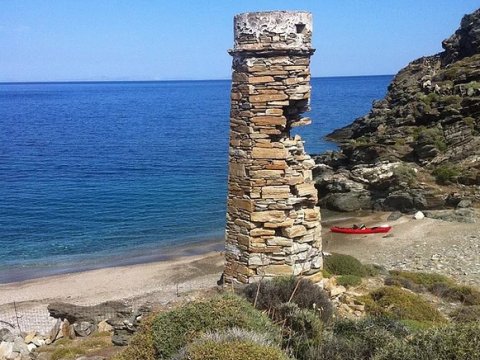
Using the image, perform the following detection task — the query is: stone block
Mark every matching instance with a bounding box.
[250,228,275,236]
[251,115,287,126]
[264,218,295,228]
[251,210,286,223]
[252,147,288,159]
[249,93,288,103]
[257,264,292,276]
[261,185,290,199]
[248,76,274,84]
[266,237,293,246]
[282,225,307,238]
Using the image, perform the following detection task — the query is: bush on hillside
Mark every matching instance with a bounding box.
[112,313,156,360]
[450,305,480,323]
[386,270,480,305]
[151,294,280,359]
[243,276,333,323]
[362,286,446,323]
[375,322,480,360]
[306,317,410,360]
[273,303,324,360]
[432,164,460,184]
[337,275,362,287]
[430,283,480,305]
[173,328,290,360]
[323,253,368,277]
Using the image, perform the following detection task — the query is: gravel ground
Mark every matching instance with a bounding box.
[323,211,480,286]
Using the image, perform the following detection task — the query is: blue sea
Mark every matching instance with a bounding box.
[0,76,392,283]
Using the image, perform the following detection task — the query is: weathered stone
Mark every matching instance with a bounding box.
[257,264,292,276]
[282,225,307,238]
[261,185,290,199]
[250,228,275,236]
[252,115,286,126]
[248,76,274,84]
[74,321,95,337]
[48,301,131,325]
[49,319,61,342]
[252,147,288,159]
[251,210,286,223]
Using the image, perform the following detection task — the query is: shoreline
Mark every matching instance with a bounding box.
[0,237,224,284]
[0,209,358,285]
[2,211,479,334]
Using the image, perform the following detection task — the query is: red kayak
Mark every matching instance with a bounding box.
[330,226,392,234]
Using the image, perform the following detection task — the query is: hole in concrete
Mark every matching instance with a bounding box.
[295,23,306,34]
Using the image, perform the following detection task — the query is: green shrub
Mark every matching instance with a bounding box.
[450,305,480,323]
[386,270,454,293]
[243,276,333,323]
[362,286,446,323]
[375,322,480,360]
[392,164,417,186]
[323,253,368,277]
[151,294,280,359]
[174,329,290,360]
[430,283,480,305]
[337,275,362,287]
[50,347,86,360]
[112,313,157,360]
[177,340,289,360]
[306,317,409,360]
[388,271,480,306]
[273,303,324,359]
[432,164,460,184]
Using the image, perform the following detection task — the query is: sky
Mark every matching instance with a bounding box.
[0,1,478,82]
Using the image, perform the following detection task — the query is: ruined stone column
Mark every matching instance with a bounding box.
[224,11,322,284]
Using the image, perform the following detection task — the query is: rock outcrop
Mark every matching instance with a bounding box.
[315,8,480,212]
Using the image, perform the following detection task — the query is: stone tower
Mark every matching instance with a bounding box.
[224,11,322,284]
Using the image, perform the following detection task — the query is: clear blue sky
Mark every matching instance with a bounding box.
[1,1,478,82]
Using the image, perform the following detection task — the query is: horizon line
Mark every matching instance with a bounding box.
[0,74,394,85]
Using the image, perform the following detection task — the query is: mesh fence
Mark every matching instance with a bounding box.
[0,281,202,336]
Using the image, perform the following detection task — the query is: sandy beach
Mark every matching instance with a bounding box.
[1,211,479,334]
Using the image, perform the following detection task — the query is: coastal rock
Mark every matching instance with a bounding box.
[97,320,113,333]
[315,8,480,212]
[74,321,95,337]
[49,319,61,342]
[424,208,477,223]
[47,301,131,324]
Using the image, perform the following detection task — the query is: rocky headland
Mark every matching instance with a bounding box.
[314,8,480,214]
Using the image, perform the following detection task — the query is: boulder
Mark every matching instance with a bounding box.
[424,208,477,223]
[74,322,95,337]
[322,191,372,212]
[47,301,131,324]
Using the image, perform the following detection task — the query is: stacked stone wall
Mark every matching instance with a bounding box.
[225,11,322,284]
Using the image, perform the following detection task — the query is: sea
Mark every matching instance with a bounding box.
[0,76,392,283]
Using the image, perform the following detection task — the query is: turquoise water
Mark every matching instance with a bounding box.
[0,76,391,282]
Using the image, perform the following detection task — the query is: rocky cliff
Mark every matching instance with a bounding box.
[315,8,480,213]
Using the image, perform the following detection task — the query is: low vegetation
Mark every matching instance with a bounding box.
[386,270,480,305]
[361,286,446,323]
[323,253,371,277]
[112,254,480,360]
[432,163,460,184]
